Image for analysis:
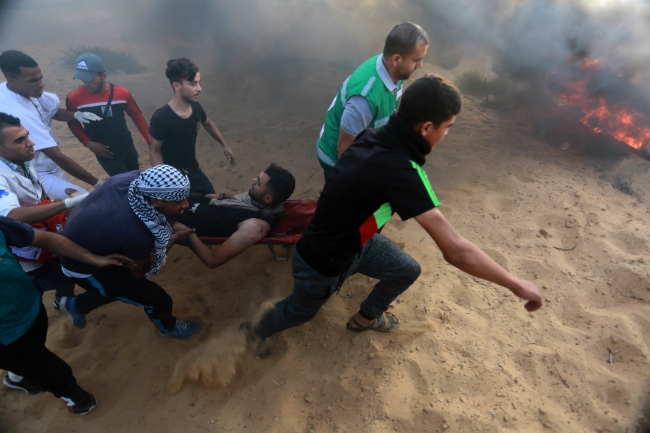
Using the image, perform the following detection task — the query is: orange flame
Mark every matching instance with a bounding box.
[557,58,650,150]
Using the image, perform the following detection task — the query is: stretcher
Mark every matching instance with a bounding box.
[198,200,317,261]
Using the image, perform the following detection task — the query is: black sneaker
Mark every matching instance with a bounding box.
[239,322,270,359]
[60,384,97,415]
[3,375,44,394]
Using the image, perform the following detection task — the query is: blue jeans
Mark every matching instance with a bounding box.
[253,234,421,339]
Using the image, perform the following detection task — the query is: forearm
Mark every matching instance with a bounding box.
[445,239,523,291]
[32,230,100,265]
[417,209,524,294]
[52,108,77,122]
[7,201,67,224]
[49,153,98,185]
[336,129,356,158]
[67,120,91,145]
[206,193,233,200]
[186,233,223,268]
[183,233,246,268]
[149,139,164,166]
[203,121,227,146]
[126,102,151,143]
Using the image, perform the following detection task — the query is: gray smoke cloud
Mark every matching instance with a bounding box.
[1,0,648,138]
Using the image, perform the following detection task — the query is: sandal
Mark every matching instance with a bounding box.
[346,312,399,333]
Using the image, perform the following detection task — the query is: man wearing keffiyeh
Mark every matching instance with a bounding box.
[59,165,201,339]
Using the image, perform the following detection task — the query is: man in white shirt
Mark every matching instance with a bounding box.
[0,50,104,200]
[0,112,87,309]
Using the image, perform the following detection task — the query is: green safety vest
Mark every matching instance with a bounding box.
[317,55,403,166]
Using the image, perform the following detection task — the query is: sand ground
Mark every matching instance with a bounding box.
[1,4,650,433]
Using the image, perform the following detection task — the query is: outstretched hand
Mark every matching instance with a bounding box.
[513,280,543,312]
[92,253,135,269]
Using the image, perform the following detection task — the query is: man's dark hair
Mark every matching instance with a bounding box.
[383,22,429,58]
[0,112,21,146]
[165,58,199,88]
[398,74,461,128]
[264,164,295,205]
[0,50,38,78]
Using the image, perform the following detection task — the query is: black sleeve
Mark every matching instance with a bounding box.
[262,213,278,231]
[194,102,208,123]
[384,161,439,221]
[149,109,166,141]
[0,216,35,248]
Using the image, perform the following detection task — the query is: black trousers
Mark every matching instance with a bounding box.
[27,260,75,299]
[187,169,215,195]
[72,267,176,331]
[0,303,75,397]
[96,145,139,177]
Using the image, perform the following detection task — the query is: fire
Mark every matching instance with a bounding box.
[556,58,650,150]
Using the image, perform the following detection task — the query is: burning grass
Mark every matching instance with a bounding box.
[453,69,510,99]
[63,45,146,74]
[555,57,650,150]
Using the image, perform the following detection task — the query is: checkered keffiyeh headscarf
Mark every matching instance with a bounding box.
[128,165,190,276]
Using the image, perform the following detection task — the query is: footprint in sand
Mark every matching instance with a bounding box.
[537,213,582,250]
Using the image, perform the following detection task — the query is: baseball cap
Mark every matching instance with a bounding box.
[73,53,105,81]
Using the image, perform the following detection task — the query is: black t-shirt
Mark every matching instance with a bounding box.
[296,128,440,277]
[177,194,277,237]
[61,171,154,275]
[149,102,207,174]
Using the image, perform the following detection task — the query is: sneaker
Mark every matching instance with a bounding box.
[52,293,63,311]
[60,297,86,329]
[239,322,270,359]
[60,384,97,415]
[3,375,44,394]
[158,320,201,340]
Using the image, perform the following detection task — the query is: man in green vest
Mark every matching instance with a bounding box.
[316,22,429,178]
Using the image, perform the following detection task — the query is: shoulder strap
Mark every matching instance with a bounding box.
[102,83,114,117]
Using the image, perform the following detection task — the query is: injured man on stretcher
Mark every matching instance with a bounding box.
[174,164,296,268]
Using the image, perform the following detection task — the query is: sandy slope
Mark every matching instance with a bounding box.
[1,10,650,433]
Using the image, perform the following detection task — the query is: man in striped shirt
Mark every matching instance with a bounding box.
[66,53,150,176]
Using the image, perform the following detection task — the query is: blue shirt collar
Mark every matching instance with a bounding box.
[376,55,399,92]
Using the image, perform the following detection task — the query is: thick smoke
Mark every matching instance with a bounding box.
[1,0,648,142]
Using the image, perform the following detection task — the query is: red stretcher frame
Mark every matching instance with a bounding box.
[198,200,317,261]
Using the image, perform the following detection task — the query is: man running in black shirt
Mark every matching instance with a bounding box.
[241,75,542,358]
[149,58,235,194]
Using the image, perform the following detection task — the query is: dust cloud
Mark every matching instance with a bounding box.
[169,330,246,393]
